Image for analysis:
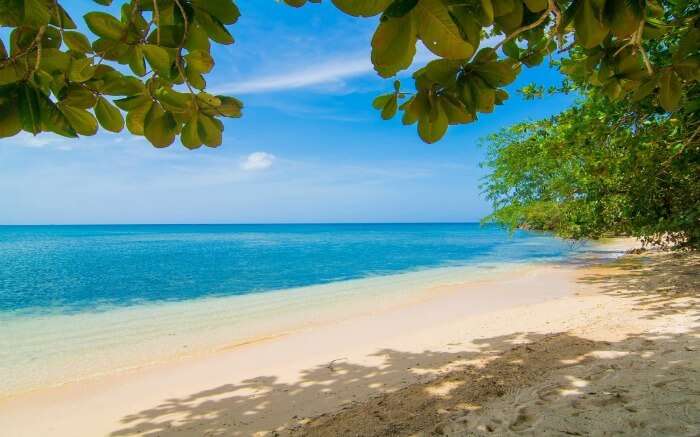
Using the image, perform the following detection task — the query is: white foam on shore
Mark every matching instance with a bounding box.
[1,261,542,397]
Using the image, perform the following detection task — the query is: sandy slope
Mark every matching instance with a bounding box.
[298,250,700,436]
[1,241,697,436]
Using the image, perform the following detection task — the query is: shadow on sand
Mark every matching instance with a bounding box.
[110,252,698,436]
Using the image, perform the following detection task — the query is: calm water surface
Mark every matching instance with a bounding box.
[0,223,582,315]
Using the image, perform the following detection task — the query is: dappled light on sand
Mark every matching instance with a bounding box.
[110,251,699,436]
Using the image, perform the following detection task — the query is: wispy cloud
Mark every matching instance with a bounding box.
[241,152,276,171]
[213,56,374,95]
[211,35,502,96]
[213,47,437,95]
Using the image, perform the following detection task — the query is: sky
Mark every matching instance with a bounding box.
[0,0,576,225]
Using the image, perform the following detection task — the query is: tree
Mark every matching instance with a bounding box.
[481,83,699,248]
[0,0,698,147]
[480,1,699,248]
[0,0,242,149]
[293,0,700,143]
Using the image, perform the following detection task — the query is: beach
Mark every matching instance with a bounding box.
[2,238,697,436]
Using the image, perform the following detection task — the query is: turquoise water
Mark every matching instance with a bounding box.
[1,223,605,395]
[0,223,580,316]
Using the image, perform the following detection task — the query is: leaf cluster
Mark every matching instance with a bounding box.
[286,0,700,143]
[0,0,243,148]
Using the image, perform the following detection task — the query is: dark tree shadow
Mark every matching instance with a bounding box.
[109,252,699,437]
[577,251,699,320]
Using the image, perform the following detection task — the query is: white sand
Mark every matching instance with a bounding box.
[3,239,697,436]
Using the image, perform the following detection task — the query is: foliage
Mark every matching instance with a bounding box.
[481,85,700,248]
[0,0,242,148]
[2,1,698,147]
[285,0,700,143]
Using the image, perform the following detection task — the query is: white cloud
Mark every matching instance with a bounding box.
[211,36,502,96]
[213,47,437,95]
[241,152,276,171]
[214,56,373,95]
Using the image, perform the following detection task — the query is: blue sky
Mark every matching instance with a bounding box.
[0,0,575,224]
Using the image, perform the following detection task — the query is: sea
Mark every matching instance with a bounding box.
[0,223,609,396]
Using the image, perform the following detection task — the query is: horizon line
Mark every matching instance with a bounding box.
[0,221,491,227]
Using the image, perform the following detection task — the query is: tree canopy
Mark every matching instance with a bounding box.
[482,86,699,248]
[0,0,698,147]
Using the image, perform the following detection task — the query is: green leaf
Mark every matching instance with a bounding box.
[402,92,427,125]
[332,0,392,17]
[630,77,657,102]
[185,23,211,52]
[441,96,473,124]
[93,0,113,5]
[142,44,172,74]
[125,100,152,135]
[60,85,97,109]
[371,13,417,78]
[523,0,548,13]
[186,66,207,90]
[0,91,22,138]
[185,50,214,74]
[602,78,621,99]
[84,12,125,40]
[416,0,474,59]
[492,0,514,17]
[195,10,234,45]
[196,92,221,108]
[659,69,681,112]
[197,114,222,147]
[114,94,150,111]
[373,94,392,109]
[191,0,240,25]
[51,4,77,29]
[449,5,483,48]
[385,0,419,18]
[129,46,147,76]
[63,31,92,53]
[58,104,98,135]
[472,59,518,87]
[381,94,398,119]
[24,0,51,26]
[156,88,193,112]
[417,98,448,143]
[147,25,186,48]
[95,96,124,132]
[414,58,461,87]
[68,58,96,83]
[18,84,41,134]
[217,96,243,118]
[37,92,77,137]
[502,39,520,59]
[181,116,202,149]
[494,0,523,34]
[0,64,22,86]
[605,0,637,38]
[99,75,146,96]
[574,0,608,49]
[478,0,494,25]
[144,103,177,147]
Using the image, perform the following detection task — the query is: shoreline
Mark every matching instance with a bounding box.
[0,248,607,399]
[0,239,649,436]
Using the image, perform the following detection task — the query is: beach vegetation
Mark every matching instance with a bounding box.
[481,1,699,249]
[0,0,242,149]
[1,0,698,147]
[481,86,699,248]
